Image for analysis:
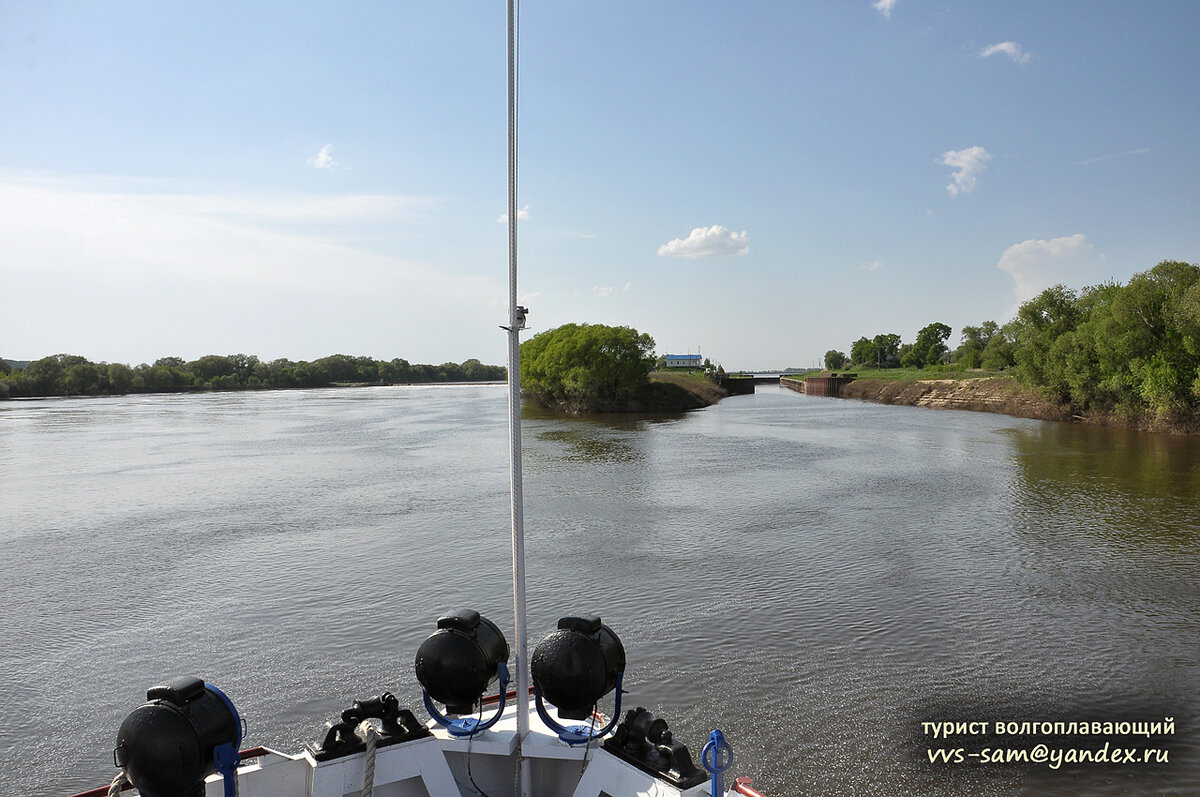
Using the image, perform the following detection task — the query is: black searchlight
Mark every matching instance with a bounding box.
[113,676,244,797]
[531,614,625,745]
[415,609,511,736]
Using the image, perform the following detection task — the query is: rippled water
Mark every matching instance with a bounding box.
[1,385,1197,795]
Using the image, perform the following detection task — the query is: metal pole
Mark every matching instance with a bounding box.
[506,1,532,795]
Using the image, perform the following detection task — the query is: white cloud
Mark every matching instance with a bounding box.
[309,143,337,169]
[940,146,991,196]
[978,41,1031,64]
[657,225,749,258]
[872,0,897,18]
[623,282,633,292]
[995,233,1097,310]
[497,205,530,223]
[862,260,883,271]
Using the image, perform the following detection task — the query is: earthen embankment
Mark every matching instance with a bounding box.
[784,375,1070,422]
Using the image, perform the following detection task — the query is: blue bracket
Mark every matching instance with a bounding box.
[534,672,624,746]
[702,729,734,796]
[206,684,244,797]
[424,663,511,737]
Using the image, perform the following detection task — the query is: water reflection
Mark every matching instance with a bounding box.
[535,428,642,464]
[1005,423,1200,557]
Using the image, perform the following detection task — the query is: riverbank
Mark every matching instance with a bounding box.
[839,376,1069,421]
[647,371,727,408]
[529,371,727,414]
[788,374,1200,434]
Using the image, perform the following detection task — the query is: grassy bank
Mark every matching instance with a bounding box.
[648,370,727,407]
[806,365,1002,382]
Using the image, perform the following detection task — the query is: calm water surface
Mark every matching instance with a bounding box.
[1,385,1197,796]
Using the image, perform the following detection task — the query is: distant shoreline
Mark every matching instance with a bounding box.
[1,379,509,402]
[0,353,507,400]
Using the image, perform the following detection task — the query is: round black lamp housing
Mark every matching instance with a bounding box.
[415,609,510,715]
[532,614,626,720]
[113,676,242,797]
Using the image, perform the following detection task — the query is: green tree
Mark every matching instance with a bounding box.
[824,350,847,370]
[314,354,358,382]
[873,333,902,368]
[63,362,101,395]
[146,357,193,392]
[850,337,875,367]
[903,323,951,368]
[379,358,410,383]
[520,323,655,410]
[228,353,261,385]
[1085,262,1200,414]
[1010,285,1083,400]
[955,321,999,368]
[294,361,331,387]
[189,355,235,384]
[104,362,134,394]
[980,327,1016,371]
[263,358,298,387]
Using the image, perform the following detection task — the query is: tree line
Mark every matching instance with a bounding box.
[826,259,1200,421]
[0,353,506,399]
[825,323,954,371]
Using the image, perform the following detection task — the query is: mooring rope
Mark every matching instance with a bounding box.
[358,720,379,797]
[107,772,129,797]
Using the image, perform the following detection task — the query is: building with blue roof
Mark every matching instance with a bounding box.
[664,354,703,369]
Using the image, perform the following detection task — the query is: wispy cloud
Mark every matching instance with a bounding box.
[995,233,1098,310]
[978,41,1031,64]
[592,282,633,297]
[872,0,897,19]
[309,143,337,169]
[940,146,991,196]
[1073,147,1151,166]
[0,172,496,362]
[657,225,749,258]
[862,260,884,271]
[497,205,530,223]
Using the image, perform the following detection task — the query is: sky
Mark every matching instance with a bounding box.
[2,2,1198,371]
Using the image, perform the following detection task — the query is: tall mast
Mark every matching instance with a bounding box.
[505,0,532,795]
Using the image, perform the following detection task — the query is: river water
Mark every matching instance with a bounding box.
[1,384,1197,796]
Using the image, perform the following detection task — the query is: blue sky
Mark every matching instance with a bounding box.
[2,2,1198,370]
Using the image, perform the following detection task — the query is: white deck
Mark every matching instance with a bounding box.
[177,703,719,797]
